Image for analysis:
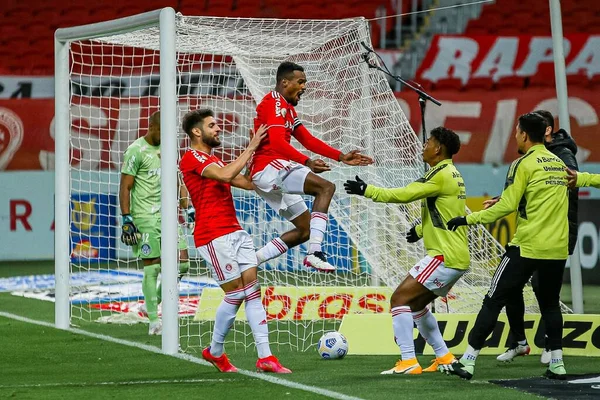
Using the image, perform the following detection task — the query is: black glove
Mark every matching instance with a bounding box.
[344,175,368,196]
[121,214,139,245]
[185,206,196,224]
[406,226,421,243]
[447,216,468,231]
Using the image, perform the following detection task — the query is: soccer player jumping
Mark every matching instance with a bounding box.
[250,61,374,272]
[180,109,291,374]
[345,127,469,375]
[120,111,191,335]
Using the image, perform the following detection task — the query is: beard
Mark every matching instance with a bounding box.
[203,134,220,148]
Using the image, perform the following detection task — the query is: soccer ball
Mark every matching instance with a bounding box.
[317,331,348,360]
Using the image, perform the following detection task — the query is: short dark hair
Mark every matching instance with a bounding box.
[534,109,554,131]
[518,112,547,143]
[430,126,461,157]
[181,109,214,137]
[276,61,304,84]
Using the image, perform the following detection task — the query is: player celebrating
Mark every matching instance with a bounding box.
[344,127,468,375]
[250,61,374,272]
[119,111,192,335]
[180,109,290,374]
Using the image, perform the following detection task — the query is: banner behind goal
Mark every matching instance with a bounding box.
[55,8,559,354]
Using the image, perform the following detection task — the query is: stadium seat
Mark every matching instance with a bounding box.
[528,73,555,88]
[5,7,31,21]
[465,77,495,91]
[433,77,464,91]
[495,76,526,90]
[566,73,590,88]
[590,74,600,89]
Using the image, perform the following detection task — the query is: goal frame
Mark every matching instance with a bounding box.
[54,7,180,354]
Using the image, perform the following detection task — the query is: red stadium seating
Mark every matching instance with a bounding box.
[465,77,495,91]
[495,76,526,90]
[433,78,464,91]
[566,73,590,88]
[467,0,600,35]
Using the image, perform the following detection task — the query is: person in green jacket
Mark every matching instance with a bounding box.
[441,113,569,381]
[344,127,468,376]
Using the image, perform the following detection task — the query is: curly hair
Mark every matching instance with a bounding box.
[181,109,214,137]
[430,126,461,156]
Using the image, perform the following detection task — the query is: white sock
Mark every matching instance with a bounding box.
[243,279,272,359]
[210,288,245,357]
[461,344,480,363]
[256,238,288,264]
[550,349,563,364]
[391,306,415,360]
[308,212,328,254]
[412,307,449,358]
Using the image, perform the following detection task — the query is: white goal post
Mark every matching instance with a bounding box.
[54,7,566,356]
[55,8,180,353]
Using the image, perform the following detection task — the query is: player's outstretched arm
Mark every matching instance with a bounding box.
[203,125,267,183]
[344,175,440,204]
[339,150,374,166]
[570,169,600,189]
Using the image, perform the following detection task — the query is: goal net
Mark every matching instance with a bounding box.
[62,11,562,353]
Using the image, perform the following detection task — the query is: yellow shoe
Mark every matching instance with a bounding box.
[381,358,422,375]
[423,352,457,372]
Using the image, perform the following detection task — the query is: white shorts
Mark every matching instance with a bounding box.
[252,159,310,221]
[197,230,257,285]
[409,255,466,297]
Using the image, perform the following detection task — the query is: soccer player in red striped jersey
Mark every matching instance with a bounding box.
[180,109,291,374]
[250,61,374,272]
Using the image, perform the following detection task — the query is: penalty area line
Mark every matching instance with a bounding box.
[0,311,364,400]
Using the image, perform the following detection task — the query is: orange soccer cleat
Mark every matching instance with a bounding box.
[202,347,238,373]
[256,355,292,374]
[423,352,457,372]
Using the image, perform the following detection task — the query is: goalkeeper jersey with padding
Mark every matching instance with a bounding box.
[363,158,470,270]
[121,137,162,218]
[467,144,569,260]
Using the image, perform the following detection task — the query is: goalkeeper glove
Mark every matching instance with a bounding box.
[447,216,468,231]
[344,175,368,196]
[406,226,421,243]
[185,206,196,224]
[121,214,139,245]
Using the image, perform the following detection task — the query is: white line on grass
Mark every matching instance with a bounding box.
[0,312,364,400]
[0,379,233,389]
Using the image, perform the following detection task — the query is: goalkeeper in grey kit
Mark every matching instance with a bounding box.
[119,110,193,335]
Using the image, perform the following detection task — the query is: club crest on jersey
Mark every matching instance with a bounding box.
[141,244,152,256]
[281,108,287,118]
[225,264,233,272]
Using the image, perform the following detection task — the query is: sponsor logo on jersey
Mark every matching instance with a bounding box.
[141,243,152,256]
[191,150,208,163]
[275,98,282,117]
[281,108,287,118]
